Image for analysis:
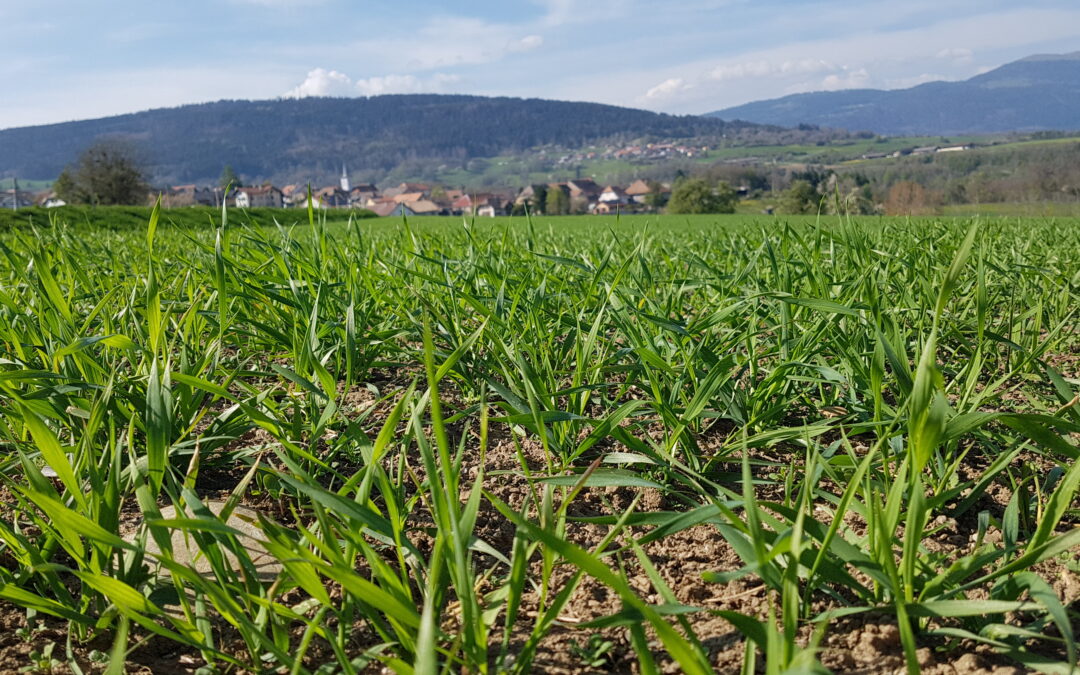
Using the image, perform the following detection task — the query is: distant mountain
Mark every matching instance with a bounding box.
[0,95,789,184]
[706,52,1080,135]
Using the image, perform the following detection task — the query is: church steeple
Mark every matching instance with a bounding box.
[340,164,350,192]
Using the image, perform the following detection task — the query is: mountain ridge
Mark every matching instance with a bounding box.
[706,51,1080,135]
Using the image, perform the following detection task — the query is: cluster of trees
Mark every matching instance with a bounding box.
[53,140,149,206]
[762,141,1080,215]
[850,142,1080,208]
[667,178,737,214]
[50,144,248,207]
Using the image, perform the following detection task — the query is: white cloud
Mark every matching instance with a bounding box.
[283,68,354,98]
[282,68,464,99]
[353,73,462,96]
[644,77,689,101]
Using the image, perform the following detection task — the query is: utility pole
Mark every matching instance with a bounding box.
[11,176,18,211]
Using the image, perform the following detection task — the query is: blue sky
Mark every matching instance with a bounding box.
[1,0,1077,130]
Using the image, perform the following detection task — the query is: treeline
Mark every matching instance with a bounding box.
[676,140,1080,215]
[849,141,1080,208]
[0,205,376,231]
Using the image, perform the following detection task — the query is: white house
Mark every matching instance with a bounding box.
[234,186,283,208]
[598,185,629,205]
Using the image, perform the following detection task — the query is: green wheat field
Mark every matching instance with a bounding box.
[0,209,1077,674]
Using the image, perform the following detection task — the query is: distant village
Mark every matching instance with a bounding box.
[555,142,710,164]
[156,168,675,217]
[0,161,680,214]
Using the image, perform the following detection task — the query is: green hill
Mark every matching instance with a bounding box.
[0,95,791,185]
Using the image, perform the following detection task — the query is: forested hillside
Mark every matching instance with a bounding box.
[0,95,803,184]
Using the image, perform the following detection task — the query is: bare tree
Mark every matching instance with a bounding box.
[58,139,149,206]
[885,181,930,216]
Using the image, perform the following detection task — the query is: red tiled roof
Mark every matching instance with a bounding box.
[371,202,399,217]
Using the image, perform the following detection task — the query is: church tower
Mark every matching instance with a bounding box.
[340,164,350,192]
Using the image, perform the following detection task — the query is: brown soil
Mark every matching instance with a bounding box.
[1,366,1078,675]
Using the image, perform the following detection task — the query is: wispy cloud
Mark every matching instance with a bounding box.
[707,59,837,82]
[644,59,846,104]
[936,47,974,65]
[384,18,545,71]
[644,78,689,101]
[508,35,544,53]
[819,67,871,91]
